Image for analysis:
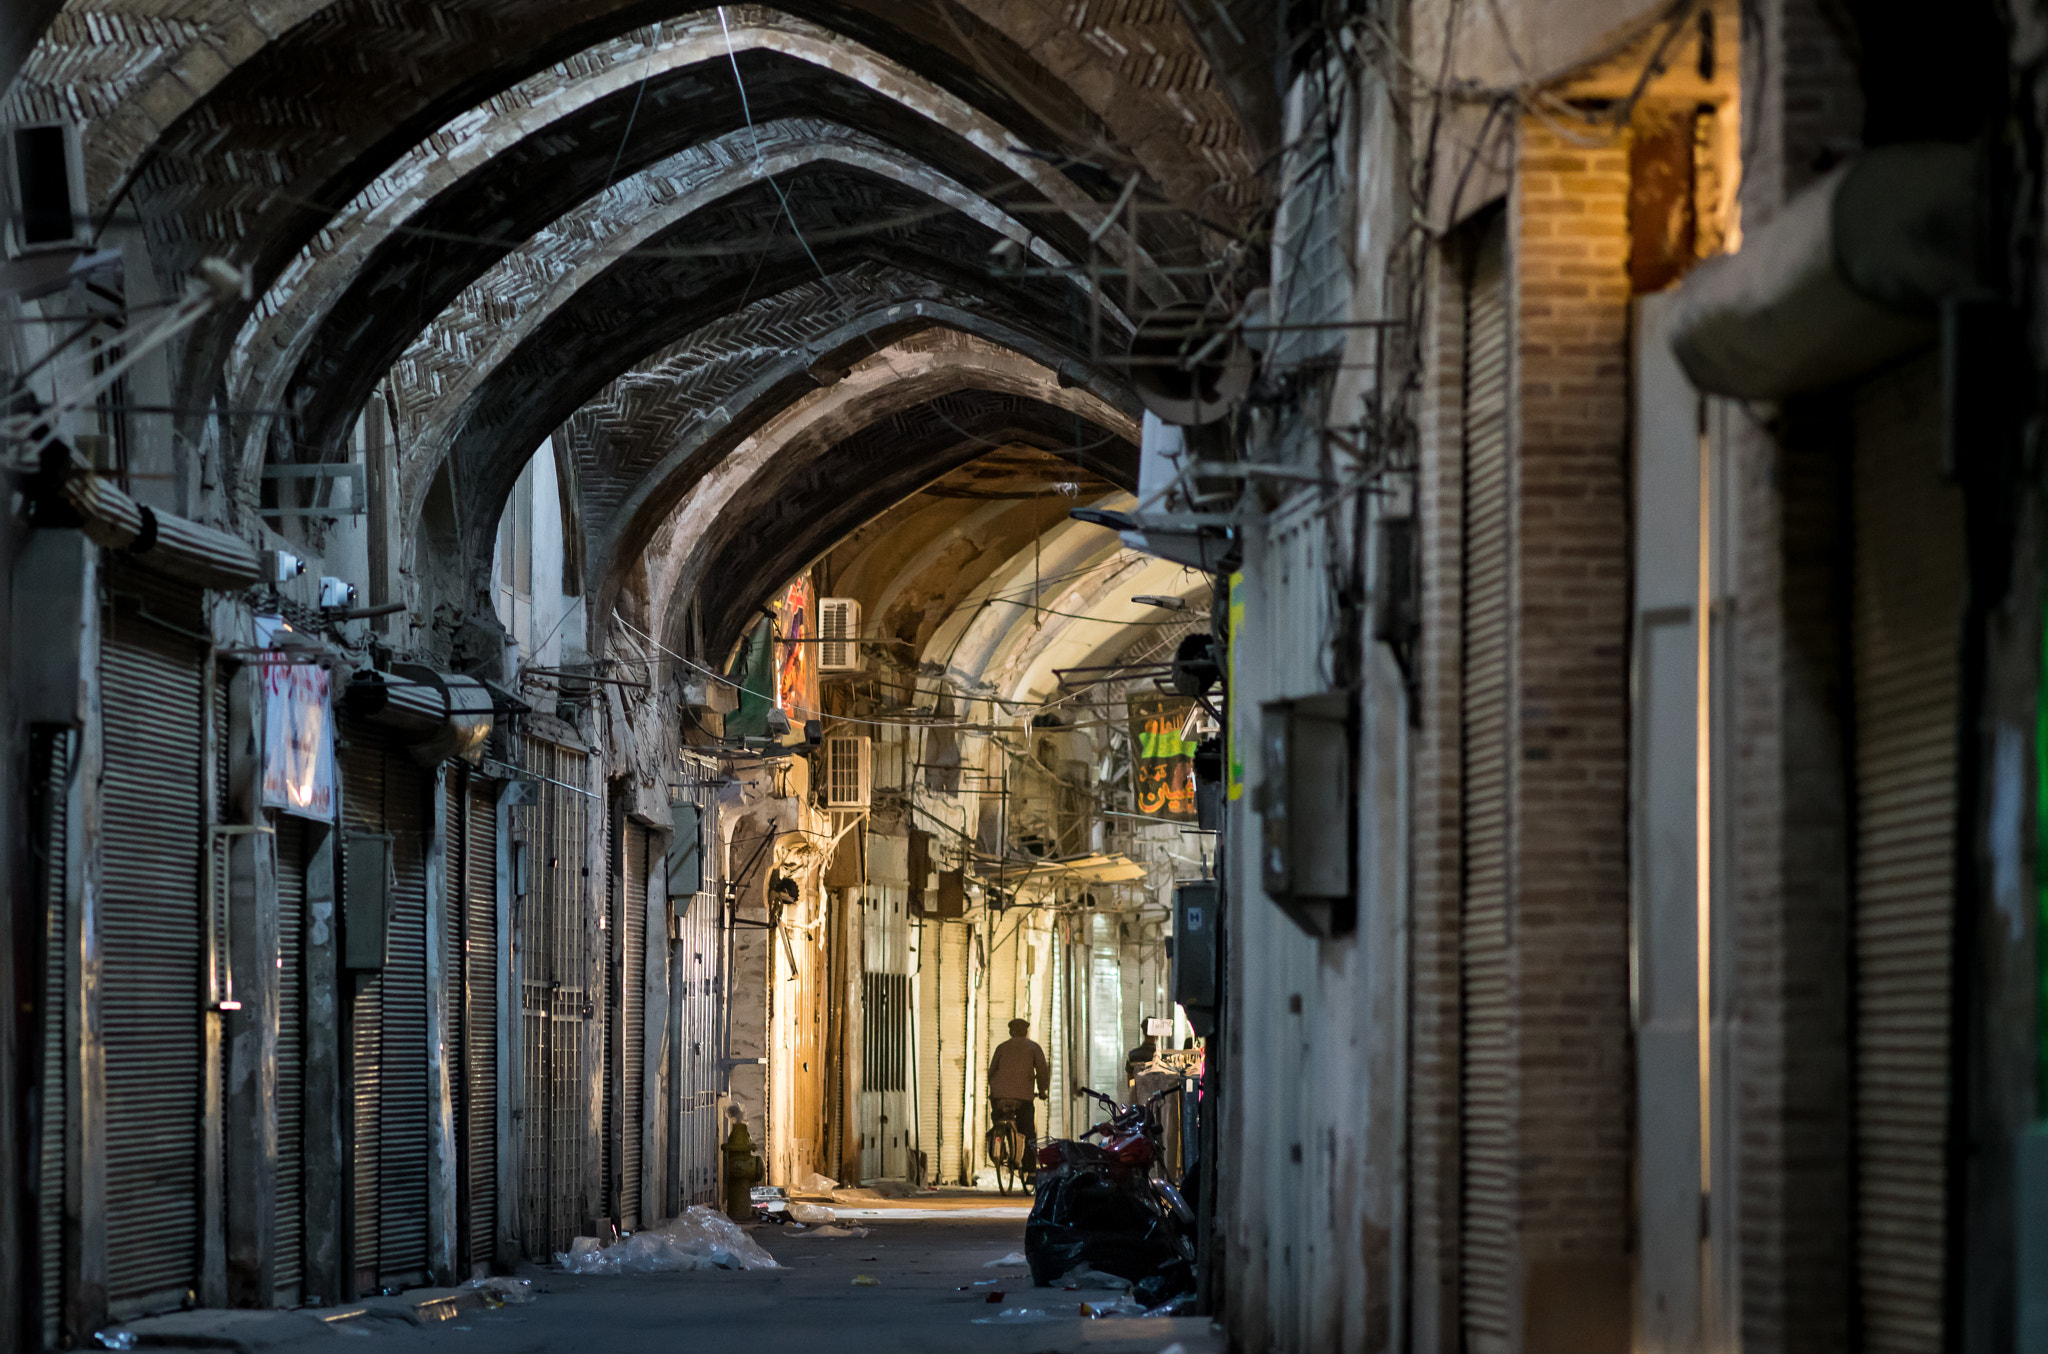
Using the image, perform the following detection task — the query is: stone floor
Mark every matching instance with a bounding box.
[111,1197,1217,1354]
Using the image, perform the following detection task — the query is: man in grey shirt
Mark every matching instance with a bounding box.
[988,1018,1050,1156]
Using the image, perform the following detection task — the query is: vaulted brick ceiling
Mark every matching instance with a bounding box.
[6,0,1253,654]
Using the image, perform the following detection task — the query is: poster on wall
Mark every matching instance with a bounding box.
[773,574,817,729]
[1127,694,1198,821]
[256,615,336,820]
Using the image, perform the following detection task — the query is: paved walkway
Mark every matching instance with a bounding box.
[112,1203,1216,1354]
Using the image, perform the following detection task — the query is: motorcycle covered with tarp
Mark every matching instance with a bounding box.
[1024,1086,1194,1307]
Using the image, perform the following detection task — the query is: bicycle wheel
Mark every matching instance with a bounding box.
[988,1126,1018,1195]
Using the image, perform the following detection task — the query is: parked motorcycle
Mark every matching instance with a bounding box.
[1024,1085,1195,1305]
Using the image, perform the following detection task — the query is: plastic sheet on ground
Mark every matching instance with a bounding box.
[971,1307,1057,1324]
[461,1275,536,1306]
[983,1251,1029,1268]
[788,1223,870,1239]
[553,1205,780,1273]
[787,1202,836,1224]
[800,1172,839,1193]
[1055,1264,1132,1291]
[93,1333,136,1351]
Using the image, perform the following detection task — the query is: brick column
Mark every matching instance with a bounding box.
[1509,115,1634,1354]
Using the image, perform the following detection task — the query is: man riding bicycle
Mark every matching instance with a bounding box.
[988,1017,1050,1168]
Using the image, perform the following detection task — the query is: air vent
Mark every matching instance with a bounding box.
[823,734,872,808]
[6,122,89,257]
[818,597,862,672]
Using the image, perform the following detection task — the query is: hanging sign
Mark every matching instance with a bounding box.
[1128,694,1199,821]
[773,574,817,727]
[257,615,337,820]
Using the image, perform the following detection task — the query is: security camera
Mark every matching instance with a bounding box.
[318,576,358,609]
[267,550,305,584]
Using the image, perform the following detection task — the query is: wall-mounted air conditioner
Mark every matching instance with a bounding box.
[817,597,862,672]
[823,733,872,808]
[5,122,89,257]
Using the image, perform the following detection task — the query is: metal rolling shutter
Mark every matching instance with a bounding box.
[378,752,430,1283]
[101,576,207,1314]
[275,816,308,1300]
[622,821,648,1230]
[1851,362,1963,1354]
[35,728,71,1346]
[341,736,385,1289]
[463,777,498,1270]
[1458,216,1514,1353]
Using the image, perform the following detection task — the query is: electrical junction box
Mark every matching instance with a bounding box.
[1173,880,1218,1036]
[668,800,702,909]
[1255,691,1356,937]
[342,832,392,970]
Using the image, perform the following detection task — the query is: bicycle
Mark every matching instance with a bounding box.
[986,1097,1032,1196]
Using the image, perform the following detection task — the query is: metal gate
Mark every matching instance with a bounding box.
[859,889,911,1181]
[100,573,209,1316]
[340,727,431,1291]
[275,816,309,1303]
[1458,213,1514,1354]
[516,736,592,1257]
[1850,358,1964,1353]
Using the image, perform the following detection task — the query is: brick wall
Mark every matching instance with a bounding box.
[1507,115,1635,1354]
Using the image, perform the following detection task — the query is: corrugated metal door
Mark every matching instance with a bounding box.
[341,738,383,1289]
[101,574,208,1315]
[34,728,72,1346]
[341,729,430,1290]
[1458,214,1514,1354]
[621,820,648,1230]
[275,816,309,1302]
[379,755,429,1284]
[462,776,498,1269]
[1851,360,1963,1353]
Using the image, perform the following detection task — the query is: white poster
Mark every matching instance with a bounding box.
[257,616,336,820]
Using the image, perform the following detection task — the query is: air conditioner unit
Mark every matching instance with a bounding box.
[823,734,872,808]
[817,597,862,672]
[5,122,89,257]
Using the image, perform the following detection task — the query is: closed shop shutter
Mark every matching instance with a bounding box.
[275,816,309,1301]
[341,736,384,1289]
[1458,215,1514,1353]
[101,573,208,1315]
[340,729,431,1289]
[378,749,430,1283]
[1851,359,1963,1354]
[34,728,71,1346]
[462,776,499,1271]
[622,821,648,1230]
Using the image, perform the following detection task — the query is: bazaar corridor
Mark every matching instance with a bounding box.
[5,1,2045,1352]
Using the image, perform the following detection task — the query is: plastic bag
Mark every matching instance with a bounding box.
[787,1202,836,1224]
[1055,1264,1132,1291]
[971,1307,1056,1324]
[787,1224,869,1239]
[983,1251,1029,1268]
[94,1333,136,1351]
[553,1205,780,1273]
[800,1172,839,1193]
[461,1275,536,1306]
[1079,1295,1150,1319]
